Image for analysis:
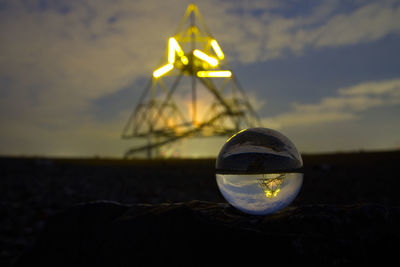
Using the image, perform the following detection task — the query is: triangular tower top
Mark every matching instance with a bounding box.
[174,4,214,42]
[122,4,261,158]
[152,4,231,80]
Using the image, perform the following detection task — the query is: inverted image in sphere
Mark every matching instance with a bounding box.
[216,128,303,215]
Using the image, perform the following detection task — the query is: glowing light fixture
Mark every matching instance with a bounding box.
[193,49,218,67]
[258,175,284,198]
[189,25,199,35]
[216,128,304,215]
[123,3,263,160]
[181,56,189,65]
[197,70,232,78]
[187,3,197,12]
[153,63,174,78]
[210,39,224,60]
[168,37,184,64]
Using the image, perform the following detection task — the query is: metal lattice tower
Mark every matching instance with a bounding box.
[257,174,285,198]
[122,4,261,158]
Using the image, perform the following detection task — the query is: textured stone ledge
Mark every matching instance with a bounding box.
[15,200,400,266]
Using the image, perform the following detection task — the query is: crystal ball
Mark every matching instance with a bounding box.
[216,128,303,215]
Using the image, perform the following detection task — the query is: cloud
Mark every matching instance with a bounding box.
[1,0,398,112]
[263,79,400,129]
[0,0,193,137]
[313,1,400,48]
[220,0,400,61]
[339,79,400,97]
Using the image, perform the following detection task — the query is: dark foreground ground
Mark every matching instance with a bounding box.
[1,151,399,266]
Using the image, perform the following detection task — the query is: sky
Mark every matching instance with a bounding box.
[0,0,399,157]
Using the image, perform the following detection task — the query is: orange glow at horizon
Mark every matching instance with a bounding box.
[183,91,216,127]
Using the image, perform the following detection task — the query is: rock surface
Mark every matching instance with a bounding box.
[15,200,400,267]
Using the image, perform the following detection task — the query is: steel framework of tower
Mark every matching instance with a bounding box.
[258,174,285,198]
[122,4,261,158]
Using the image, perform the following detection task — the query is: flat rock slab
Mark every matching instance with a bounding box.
[15,201,400,266]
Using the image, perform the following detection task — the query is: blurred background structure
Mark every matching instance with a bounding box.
[122,4,260,158]
[0,0,399,157]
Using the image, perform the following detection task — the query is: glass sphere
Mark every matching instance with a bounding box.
[216,128,303,215]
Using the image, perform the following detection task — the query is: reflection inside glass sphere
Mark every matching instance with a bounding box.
[216,173,303,215]
[258,173,285,198]
[215,128,303,215]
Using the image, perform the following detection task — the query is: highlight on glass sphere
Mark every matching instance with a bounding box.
[215,128,303,215]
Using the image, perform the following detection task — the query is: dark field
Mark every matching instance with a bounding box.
[1,150,400,266]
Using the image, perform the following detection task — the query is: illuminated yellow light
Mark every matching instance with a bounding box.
[264,188,281,198]
[225,128,247,143]
[168,37,184,64]
[168,39,175,63]
[189,26,199,35]
[153,63,173,78]
[193,49,218,67]
[258,175,284,198]
[181,56,189,65]
[211,40,224,60]
[273,188,280,197]
[188,3,197,12]
[197,71,232,78]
